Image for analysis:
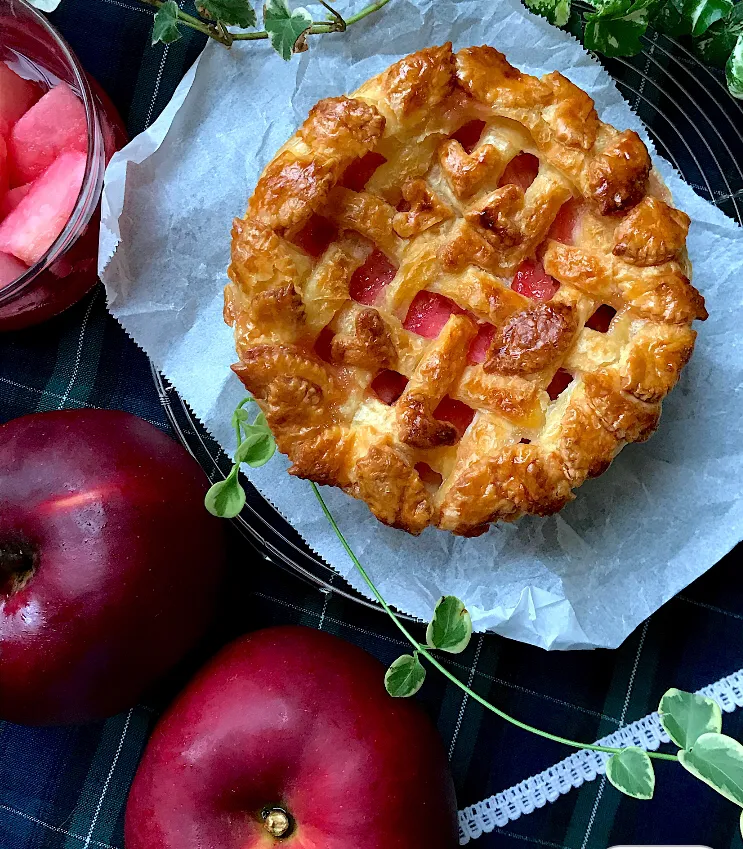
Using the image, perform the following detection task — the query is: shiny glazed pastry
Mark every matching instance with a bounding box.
[225,43,706,537]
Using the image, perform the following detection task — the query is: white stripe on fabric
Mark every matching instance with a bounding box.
[458,667,743,844]
[98,0,153,16]
[144,0,186,130]
[449,635,485,760]
[578,621,648,849]
[0,805,118,849]
[82,709,133,848]
[252,592,620,722]
[58,289,98,409]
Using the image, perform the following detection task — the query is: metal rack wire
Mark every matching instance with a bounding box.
[152,366,405,615]
[153,24,743,618]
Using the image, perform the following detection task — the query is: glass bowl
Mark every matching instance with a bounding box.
[0,0,127,330]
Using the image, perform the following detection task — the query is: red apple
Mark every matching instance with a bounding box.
[0,409,225,725]
[126,627,459,849]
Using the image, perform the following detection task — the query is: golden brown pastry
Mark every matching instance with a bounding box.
[225,44,706,537]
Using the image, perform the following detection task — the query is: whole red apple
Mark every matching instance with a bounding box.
[126,626,459,849]
[0,409,225,725]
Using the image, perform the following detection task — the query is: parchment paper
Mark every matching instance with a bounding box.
[98,0,743,650]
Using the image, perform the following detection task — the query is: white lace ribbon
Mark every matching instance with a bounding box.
[457,668,743,844]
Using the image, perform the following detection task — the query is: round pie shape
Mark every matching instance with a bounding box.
[225,43,707,537]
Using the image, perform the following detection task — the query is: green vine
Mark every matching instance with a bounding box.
[310,481,679,762]
[140,0,743,95]
[206,399,743,825]
[144,0,392,59]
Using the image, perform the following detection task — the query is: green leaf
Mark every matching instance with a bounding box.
[152,0,183,45]
[263,0,313,60]
[204,472,246,518]
[679,732,743,805]
[653,0,689,34]
[584,0,655,57]
[253,411,270,432]
[198,0,257,27]
[426,596,473,654]
[659,688,722,749]
[236,431,276,467]
[606,747,656,799]
[234,431,267,462]
[688,0,734,34]
[384,654,426,697]
[654,0,733,36]
[726,33,743,98]
[694,9,743,67]
[232,406,250,427]
[524,0,572,27]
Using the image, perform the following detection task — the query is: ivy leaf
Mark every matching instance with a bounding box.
[653,0,689,34]
[584,0,655,57]
[426,596,473,654]
[694,4,743,66]
[659,688,722,750]
[654,0,733,36]
[606,747,656,799]
[205,473,246,518]
[524,0,572,27]
[198,0,257,27]
[152,0,183,45]
[384,654,426,697]
[726,32,743,98]
[264,0,313,60]
[687,0,735,34]
[679,732,743,805]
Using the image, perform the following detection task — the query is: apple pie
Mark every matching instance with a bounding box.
[225,43,706,536]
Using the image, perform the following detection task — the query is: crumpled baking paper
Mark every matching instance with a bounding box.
[98,0,743,650]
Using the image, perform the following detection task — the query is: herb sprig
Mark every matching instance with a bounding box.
[208,399,743,837]
[204,397,275,518]
[142,0,391,59]
[32,0,743,91]
[526,0,743,97]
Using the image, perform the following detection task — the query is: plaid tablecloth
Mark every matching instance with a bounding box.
[1,2,743,847]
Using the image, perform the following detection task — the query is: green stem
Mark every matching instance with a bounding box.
[317,0,348,31]
[231,0,393,41]
[343,0,393,25]
[234,396,251,444]
[224,396,255,478]
[310,483,678,764]
[141,0,228,42]
[143,0,393,46]
[231,24,334,41]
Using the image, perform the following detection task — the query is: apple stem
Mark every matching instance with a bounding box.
[262,807,292,839]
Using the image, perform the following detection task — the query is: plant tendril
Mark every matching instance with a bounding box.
[310,482,678,763]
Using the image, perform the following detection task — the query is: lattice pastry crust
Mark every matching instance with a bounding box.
[225,44,707,536]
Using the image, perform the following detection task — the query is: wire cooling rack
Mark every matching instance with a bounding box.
[153,24,743,617]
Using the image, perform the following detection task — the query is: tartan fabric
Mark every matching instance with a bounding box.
[0,2,742,847]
